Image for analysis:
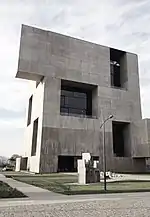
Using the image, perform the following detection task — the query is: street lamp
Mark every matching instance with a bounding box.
[100,114,113,191]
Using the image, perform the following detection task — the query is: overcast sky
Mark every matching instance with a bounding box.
[0,0,150,157]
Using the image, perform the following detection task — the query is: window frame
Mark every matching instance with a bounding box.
[60,86,92,117]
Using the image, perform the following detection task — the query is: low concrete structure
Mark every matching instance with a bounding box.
[77,153,100,184]
[15,157,28,172]
[16,24,150,173]
[15,158,21,172]
[77,159,86,185]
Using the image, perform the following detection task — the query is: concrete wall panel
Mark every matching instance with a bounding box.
[16,25,146,173]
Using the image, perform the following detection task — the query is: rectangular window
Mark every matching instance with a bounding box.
[27,95,33,126]
[60,80,95,117]
[110,48,127,89]
[31,118,38,156]
[112,121,130,157]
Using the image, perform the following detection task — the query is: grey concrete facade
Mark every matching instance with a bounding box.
[16,25,150,173]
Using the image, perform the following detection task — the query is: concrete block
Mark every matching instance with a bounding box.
[15,158,21,172]
[16,25,147,174]
[82,153,91,163]
[78,159,86,185]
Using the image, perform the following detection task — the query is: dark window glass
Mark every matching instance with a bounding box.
[60,87,92,117]
[64,97,86,109]
[110,61,121,87]
[69,108,86,115]
[110,48,126,88]
[31,118,38,156]
[60,107,68,113]
[27,95,33,126]
[60,96,65,107]
[78,98,87,109]
[61,90,74,97]
[74,92,86,98]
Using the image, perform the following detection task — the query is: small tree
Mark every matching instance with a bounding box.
[8,154,21,168]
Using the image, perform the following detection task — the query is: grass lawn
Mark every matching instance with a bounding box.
[3,171,77,178]
[11,173,150,195]
[2,171,30,177]
[0,181,26,198]
[68,181,150,194]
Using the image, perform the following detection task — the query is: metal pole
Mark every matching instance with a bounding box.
[103,120,107,191]
[100,114,113,192]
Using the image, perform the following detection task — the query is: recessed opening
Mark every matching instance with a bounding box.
[58,156,82,172]
[112,121,130,157]
[31,118,38,156]
[110,48,127,89]
[60,80,97,118]
[57,155,99,172]
[27,95,33,126]
[20,157,28,170]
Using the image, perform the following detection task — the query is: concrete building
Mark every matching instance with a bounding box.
[16,25,150,173]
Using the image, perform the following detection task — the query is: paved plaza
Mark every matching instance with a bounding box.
[1,173,150,216]
[1,192,150,216]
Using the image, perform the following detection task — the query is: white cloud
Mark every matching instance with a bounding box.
[0,0,150,156]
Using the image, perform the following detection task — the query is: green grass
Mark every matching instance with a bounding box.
[2,171,29,177]
[12,173,150,195]
[68,181,150,194]
[13,174,77,194]
[0,181,26,198]
[3,171,77,178]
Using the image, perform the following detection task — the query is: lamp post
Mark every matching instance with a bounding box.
[100,114,113,191]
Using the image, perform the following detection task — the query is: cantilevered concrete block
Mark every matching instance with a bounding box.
[15,25,149,174]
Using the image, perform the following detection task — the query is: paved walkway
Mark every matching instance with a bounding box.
[1,192,150,216]
[107,173,150,182]
[0,173,6,179]
[1,173,150,215]
[1,173,150,200]
[0,174,62,200]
